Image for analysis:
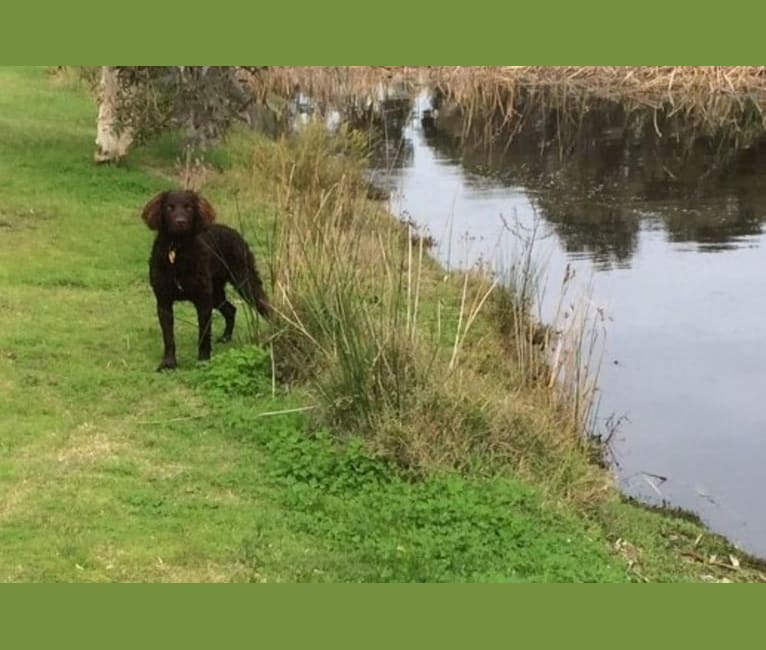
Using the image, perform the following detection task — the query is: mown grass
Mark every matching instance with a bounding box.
[1,67,763,582]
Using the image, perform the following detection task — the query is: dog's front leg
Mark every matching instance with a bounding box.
[195,298,213,362]
[157,300,177,371]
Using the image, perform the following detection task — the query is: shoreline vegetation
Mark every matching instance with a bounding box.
[258,66,766,138]
[1,66,764,581]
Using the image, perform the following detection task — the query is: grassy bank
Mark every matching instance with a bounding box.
[0,67,762,582]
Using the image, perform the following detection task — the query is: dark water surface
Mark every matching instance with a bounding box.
[372,96,766,558]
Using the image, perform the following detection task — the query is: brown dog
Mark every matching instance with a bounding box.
[141,190,270,371]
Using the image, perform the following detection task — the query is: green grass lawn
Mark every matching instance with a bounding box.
[0,67,760,582]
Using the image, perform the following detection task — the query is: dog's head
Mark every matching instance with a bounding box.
[141,190,216,236]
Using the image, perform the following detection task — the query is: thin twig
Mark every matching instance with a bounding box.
[256,405,317,418]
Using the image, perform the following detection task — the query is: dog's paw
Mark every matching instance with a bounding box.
[156,359,178,372]
[217,334,232,344]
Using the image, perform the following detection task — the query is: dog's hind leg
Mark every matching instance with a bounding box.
[213,283,236,343]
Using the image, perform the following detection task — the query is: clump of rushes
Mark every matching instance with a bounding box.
[237,122,606,500]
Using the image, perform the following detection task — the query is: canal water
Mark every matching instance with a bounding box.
[371,96,766,558]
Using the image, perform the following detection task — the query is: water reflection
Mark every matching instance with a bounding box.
[373,96,766,269]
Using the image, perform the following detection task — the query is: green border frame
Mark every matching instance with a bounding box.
[1,585,762,644]
[3,2,766,63]
[1,2,763,644]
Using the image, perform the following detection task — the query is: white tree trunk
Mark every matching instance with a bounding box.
[93,66,133,163]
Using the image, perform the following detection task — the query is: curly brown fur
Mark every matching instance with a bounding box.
[141,189,270,371]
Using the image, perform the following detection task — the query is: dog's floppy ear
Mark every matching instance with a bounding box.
[193,192,217,227]
[141,191,168,231]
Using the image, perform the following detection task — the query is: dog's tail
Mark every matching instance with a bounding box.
[236,249,271,320]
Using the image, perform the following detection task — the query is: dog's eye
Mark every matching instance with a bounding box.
[184,204,191,211]
[166,204,174,211]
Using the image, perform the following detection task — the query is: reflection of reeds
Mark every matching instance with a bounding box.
[250,66,766,143]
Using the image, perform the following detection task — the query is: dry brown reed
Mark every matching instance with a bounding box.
[249,66,766,137]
